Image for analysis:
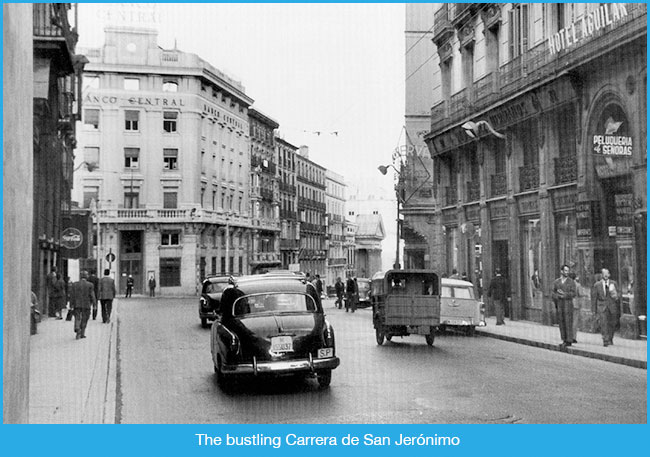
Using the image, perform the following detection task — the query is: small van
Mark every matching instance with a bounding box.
[439,278,486,335]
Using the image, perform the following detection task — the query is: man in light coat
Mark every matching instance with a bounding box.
[69,271,96,339]
[591,268,620,347]
[98,269,116,324]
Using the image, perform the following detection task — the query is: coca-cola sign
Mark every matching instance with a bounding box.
[61,228,83,249]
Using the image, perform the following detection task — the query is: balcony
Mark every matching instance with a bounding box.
[327,257,347,266]
[251,252,281,265]
[519,166,540,192]
[472,72,498,107]
[466,181,480,202]
[554,155,578,185]
[431,100,448,132]
[433,4,454,45]
[260,187,274,202]
[490,173,507,197]
[33,3,78,62]
[279,181,296,194]
[280,239,300,250]
[444,186,458,207]
[449,88,470,122]
[279,209,297,220]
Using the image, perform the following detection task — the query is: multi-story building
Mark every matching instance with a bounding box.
[325,170,347,287]
[405,4,646,337]
[295,146,327,277]
[248,108,281,273]
[353,214,385,279]
[74,27,256,295]
[276,137,300,270]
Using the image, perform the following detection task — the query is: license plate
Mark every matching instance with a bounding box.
[444,319,467,326]
[317,348,333,358]
[270,336,293,353]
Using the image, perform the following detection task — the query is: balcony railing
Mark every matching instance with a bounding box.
[279,181,296,194]
[554,155,578,185]
[327,257,347,266]
[433,4,454,44]
[279,209,297,220]
[490,173,507,197]
[251,252,281,264]
[466,181,480,202]
[33,3,78,55]
[431,100,448,132]
[280,239,300,250]
[519,166,540,192]
[449,88,470,120]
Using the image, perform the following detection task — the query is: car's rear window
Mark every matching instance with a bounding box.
[204,282,228,294]
[233,293,316,316]
[441,286,475,299]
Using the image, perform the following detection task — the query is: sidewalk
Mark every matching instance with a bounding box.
[28,303,119,424]
[476,316,647,369]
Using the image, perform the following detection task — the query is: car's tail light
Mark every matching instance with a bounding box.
[230,334,240,355]
[323,321,335,347]
[200,297,206,307]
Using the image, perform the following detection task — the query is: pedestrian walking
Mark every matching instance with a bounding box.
[551,264,577,348]
[487,268,509,325]
[148,275,156,297]
[591,268,621,347]
[569,272,580,343]
[69,271,96,340]
[50,273,66,319]
[313,274,323,298]
[46,266,58,317]
[98,269,116,323]
[125,275,134,298]
[88,270,99,320]
[345,274,357,313]
[334,277,344,309]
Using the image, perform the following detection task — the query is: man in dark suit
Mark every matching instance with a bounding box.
[70,270,96,339]
[551,264,577,348]
[591,268,620,347]
[487,269,509,325]
[98,269,116,324]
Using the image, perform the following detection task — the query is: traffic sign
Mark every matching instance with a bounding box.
[106,252,116,263]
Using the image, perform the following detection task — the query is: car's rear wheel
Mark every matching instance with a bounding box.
[316,369,332,388]
[215,356,230,390]
[201,317,208,328]
[375,328,385,345]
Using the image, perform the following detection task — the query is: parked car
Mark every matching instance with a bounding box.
[210,273,340,390]
[438,278,486,335]
[199,276,231,328]
[356,278,371,307]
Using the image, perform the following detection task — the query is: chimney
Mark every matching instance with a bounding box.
[299,145,309,158]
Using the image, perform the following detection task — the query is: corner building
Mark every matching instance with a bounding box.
[406,4,645,336]
[75,27,255,295]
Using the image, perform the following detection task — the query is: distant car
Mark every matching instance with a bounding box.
[356,278,371,307]
[199,276,231,328]
[439,278,486,335]
[210,273,340,390]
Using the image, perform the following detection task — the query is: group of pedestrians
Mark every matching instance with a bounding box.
[45,267,117,340]
[333,275,358,312]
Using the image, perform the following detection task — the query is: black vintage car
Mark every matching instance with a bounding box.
[199,276,231,328]
[210,273,340,389]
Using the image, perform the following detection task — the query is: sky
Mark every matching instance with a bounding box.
[76,2,406,200]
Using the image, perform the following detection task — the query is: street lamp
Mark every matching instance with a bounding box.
[378,164,403,270]
[461,120,505,140]
[224,212,232,275]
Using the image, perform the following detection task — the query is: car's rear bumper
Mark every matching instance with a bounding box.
[222,355,340,376]
[440,318,485,327]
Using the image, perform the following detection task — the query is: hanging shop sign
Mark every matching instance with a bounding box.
[60,213,91,259]
[593,134,633,156]
[548,4,629,55]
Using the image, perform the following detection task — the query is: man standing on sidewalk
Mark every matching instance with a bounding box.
[98,269,116,323]
[591,268,620,347]
[70,271,96,339]
[487,269,509,325]
[552,264,577,348]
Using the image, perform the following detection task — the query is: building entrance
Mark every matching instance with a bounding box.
[120,230,143,295]
[492,240,509,316]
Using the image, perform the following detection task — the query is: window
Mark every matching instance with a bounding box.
[124,77,140,91]
[163,148,178,170]
[162,80,178,92]
[508,4,529,59]
[163,111,178,132]
[163,192,178,209]
[124,191,139,209]
[84,147,99,168]
[84,109,99,130]
[83,187,98,208]
[160,258,181,287]
[125,110,139,131]
[83,75,99,89]
[161,232,180,246]
[124,148,140,168]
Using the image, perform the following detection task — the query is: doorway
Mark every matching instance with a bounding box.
[120,230,143,295]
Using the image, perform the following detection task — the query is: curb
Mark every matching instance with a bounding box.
[475,329,647,370]
[103,302,119,424]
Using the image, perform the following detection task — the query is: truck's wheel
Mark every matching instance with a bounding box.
[375,328,385,345]
[425,329,435,346]
[201,317,208,328]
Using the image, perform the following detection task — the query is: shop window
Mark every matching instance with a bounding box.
[522,219,542,311]
[125,110,139,131]
[508,4,529,59]
[160,258,181,287]
[163,148,179,170]
[124,148,139,169]
[84,109,99,130]
[163,111,178,132]
[161,232,180,246]
[163,192,178,209]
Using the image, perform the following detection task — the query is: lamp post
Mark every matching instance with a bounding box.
[224,213,231,275]
[378,164,403,270]
[461,120,505,140]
